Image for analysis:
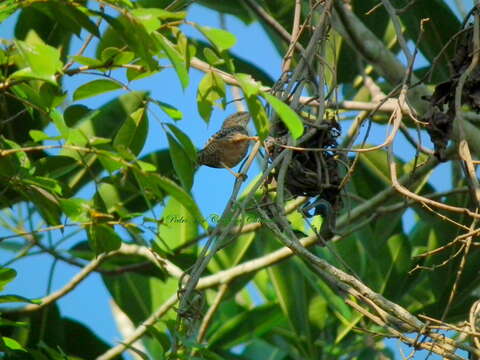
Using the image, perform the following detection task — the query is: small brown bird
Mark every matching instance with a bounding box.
[197,112,256,176]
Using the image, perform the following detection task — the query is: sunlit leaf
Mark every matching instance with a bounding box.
[151,99,182,120]
[60,198,91,222]
[1,337,27,352]
[262,93,304,139]
[71,55,103,67]
[12,39,62,84]
[195,25,237,53]
[93,11,157,72]
[235,73,261,97]
[197,71,226,122]
[73,79,123,101]
[155,32,189,89]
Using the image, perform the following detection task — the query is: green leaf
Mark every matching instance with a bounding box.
[1,337,27,352]
[242,339,287,360]
[102,272,177,328]
[0,318,28,328]
[0,294,35,304]
[12,39,62,84]
[86,150,174,217]
[22,175,63,195]
[60,198,91,222]
[203,47,224,66]
[208,303,283,348]
[15,4,73,51]
[10,82,48,114]
[113,107,148,155]
[114,50,136,65]
[197,71,226,123]
[66,5,100,37]
[397,0,460,81]
[29,130,55,142]
[0,137,30,178]
[39,82,66,108]
[246,97,270,140]
[262,93,304,139]
[64,104,92,128]
[94,176,144,218]
[71,55,103,67]
[234,73,269,139]
[235,73,261,97]
[158,197,198,252]
[34,155,81,179]
[126,65,160,82]
[166,124,197,162]
[209,231,256,293]
[131,8,161,33]
[150,99,182,120]
[26,303,64,352]
[97,11,158,70]
[146,172,207,229]
[334,0,391,85]
[0,143,20,178]
[97,181,133,218]
[97,151,125,174]
[122,344,150,360]
[141,149,176,178]
[352,148,401,198]
[166,133,194,191]
[20,185,62,226]
[51,2,100,37]
[137,160,156,172]
[308,295,328,330]
[380,233,411,299]
[268,258,312,343]
[0,268,16,291]
[195,25,237,53]
[154,32,189,89]
[99,47,136,68]
[193,39,274,86]
[132,8,187,34]
[50,108,70,139]
[90,137,112,146]
[136,8,186,21]
[61,91,148,192]
[88,223,122,255]
[73,79,123,101]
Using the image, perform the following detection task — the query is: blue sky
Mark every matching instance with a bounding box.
[0,1,474,359]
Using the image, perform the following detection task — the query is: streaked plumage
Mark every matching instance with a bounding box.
[197,112,251,168]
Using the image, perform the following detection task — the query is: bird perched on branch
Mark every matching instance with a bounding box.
[197,112,257,177]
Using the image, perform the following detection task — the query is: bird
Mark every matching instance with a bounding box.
[197,111,257,177]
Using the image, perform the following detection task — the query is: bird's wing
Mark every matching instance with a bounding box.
[202,126,248,147]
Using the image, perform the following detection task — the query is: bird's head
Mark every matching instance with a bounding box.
[221,111,250,129]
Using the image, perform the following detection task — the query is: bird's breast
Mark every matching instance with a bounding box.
[219,140,250,167]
